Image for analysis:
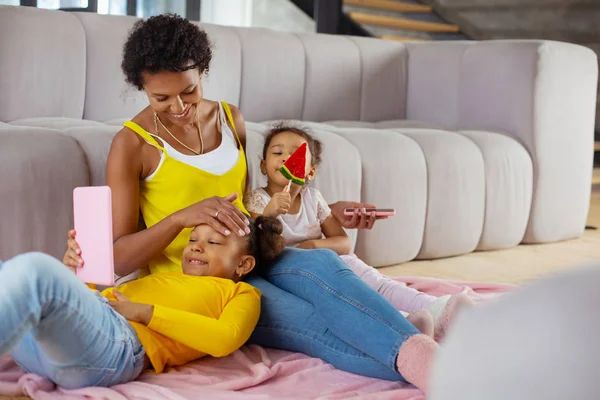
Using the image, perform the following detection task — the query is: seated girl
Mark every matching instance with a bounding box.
[244,124,473,340]
[0,216,284,389]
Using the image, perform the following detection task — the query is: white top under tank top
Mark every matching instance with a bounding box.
[146,102,240,180]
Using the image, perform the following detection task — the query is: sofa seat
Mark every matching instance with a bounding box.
[9,117,105,130]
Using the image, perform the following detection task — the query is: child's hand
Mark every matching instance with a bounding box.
[63,229,83,272]
[108,291,154,325]
[263,188,291,217]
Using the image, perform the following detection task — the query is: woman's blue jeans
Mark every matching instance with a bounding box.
[0,253,145,389]
[246,248,420,381]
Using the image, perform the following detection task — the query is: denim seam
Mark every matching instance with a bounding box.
[254,324,390,363]
[258,322,408,371]
[267,268,409,335]
[0,321,34,356]
[388,332,411,371]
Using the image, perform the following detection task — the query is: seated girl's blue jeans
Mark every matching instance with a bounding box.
[246,248,421,381]
[0,253,145,389]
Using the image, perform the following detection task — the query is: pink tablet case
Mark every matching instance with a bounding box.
[73,186,115,286]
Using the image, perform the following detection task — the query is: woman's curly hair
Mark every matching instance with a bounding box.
[121,14,212,90]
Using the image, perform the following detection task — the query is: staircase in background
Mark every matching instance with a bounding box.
[290,0,468,40]
[343,0,467,41]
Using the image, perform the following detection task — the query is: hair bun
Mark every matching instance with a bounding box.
[252,216,285,267]
[255,216,283,235]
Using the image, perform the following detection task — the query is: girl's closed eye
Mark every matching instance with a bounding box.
[156,97,167,102]
[208,240,221,245]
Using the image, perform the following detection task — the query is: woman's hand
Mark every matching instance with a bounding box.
[173,193,250,237]
[63,230,83,272]
[329,201,387,230]
[108,291,154,325]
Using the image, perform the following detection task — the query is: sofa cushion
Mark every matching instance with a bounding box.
[10,118,104,130]
[0,6,86,121]
[243,122,270,193]
[62,126,121,186]
[346,36,408,122]
[405,42,472,129]
[73,13,148,122]
[392,128,486,260]
[200,23,244,108]
[457,41,597,244]
[296,33,362,122]
[236,28,305,122]
[0,126,88,260]
[406,41,597,244]
[324,127,428,266]
[104,118,129,127]
[460,130,533,250]
[324,120,439,129]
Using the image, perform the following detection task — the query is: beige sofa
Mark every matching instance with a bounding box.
[0,5,597,268]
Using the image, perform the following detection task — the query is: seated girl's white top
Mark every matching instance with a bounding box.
[245,187,331,247]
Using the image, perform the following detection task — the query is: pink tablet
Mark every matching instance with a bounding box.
[73,186,115,286]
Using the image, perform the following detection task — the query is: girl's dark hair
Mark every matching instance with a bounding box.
[246,216,285,271]
[262,122,323,167]
[121,13,212,90]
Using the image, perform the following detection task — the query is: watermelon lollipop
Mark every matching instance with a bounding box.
[280,143,307,187]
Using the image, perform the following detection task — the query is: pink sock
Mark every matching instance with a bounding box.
[395,334,438,393]
[434,293,475,341]
[406,310,434,338]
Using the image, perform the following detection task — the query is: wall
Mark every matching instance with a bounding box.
[200,0,314,33]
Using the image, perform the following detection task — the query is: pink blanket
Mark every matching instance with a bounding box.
[0,277,513,400]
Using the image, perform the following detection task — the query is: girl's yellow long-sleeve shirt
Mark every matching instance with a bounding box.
[101,273,261,373]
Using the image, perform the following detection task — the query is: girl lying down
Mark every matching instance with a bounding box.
[0,216,284,389]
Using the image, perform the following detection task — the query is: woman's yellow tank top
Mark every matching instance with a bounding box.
[123,102,248,275]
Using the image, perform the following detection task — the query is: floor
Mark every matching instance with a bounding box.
[380,190,600,285]
[3,191,599,400]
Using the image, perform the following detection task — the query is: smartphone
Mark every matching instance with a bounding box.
[73,186,115,286]
[343,208,396,217]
